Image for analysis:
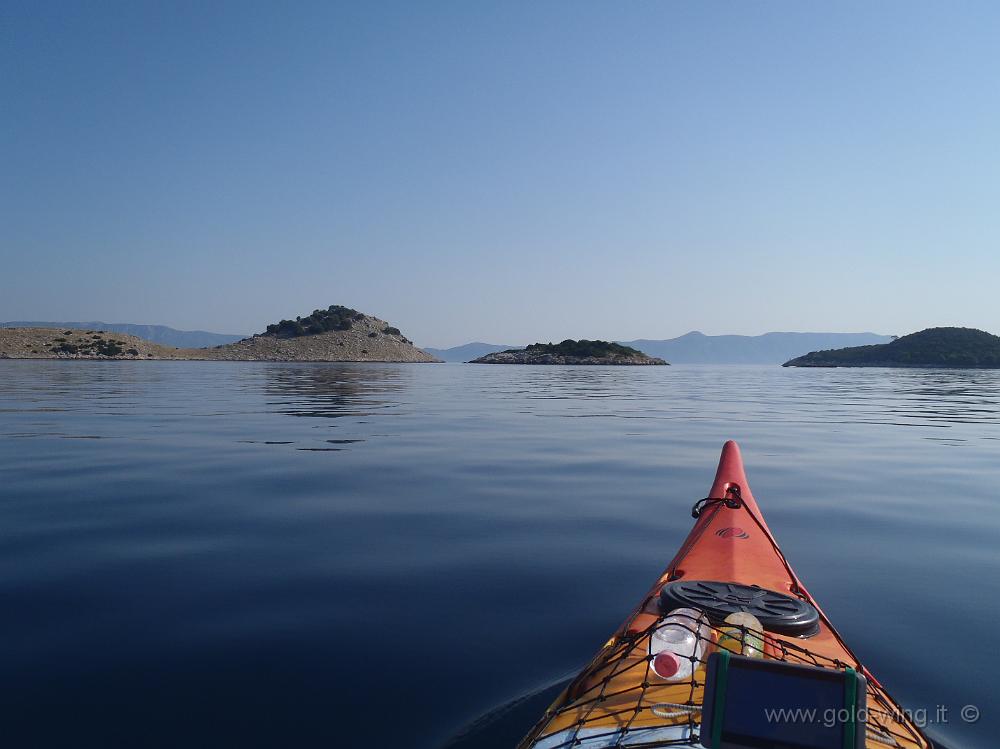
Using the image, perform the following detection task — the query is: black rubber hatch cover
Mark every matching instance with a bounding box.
[659,580,820,636]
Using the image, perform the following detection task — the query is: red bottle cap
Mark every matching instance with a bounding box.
[652,651,681,678]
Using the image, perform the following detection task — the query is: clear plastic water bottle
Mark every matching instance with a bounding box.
[648,607,710,680]
[718,612,765,658]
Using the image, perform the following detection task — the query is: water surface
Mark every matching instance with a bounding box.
[1,362,995,748]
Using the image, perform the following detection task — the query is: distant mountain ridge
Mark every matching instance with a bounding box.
[422,342,522,362]
[619,331,894,364]
[428,332,893,364]
[0,321,246,349]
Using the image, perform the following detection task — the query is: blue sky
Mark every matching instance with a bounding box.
[3,2,999,347]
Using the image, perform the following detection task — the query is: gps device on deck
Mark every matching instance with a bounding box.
[700,651,867,749]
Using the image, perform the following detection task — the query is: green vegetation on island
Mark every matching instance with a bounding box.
[517,340,647,358]
[213,305,436,361]
[471,339,667,365]
[264,305,363,338]
[783,327,1000,368]
[52,333,130,357]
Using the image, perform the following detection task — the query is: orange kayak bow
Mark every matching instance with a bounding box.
[518,441,930,749]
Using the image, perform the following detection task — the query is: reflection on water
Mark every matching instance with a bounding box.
[259,364,409,419]
[0,361,997,749]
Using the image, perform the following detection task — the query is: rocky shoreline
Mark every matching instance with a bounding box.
[471,351,666,365]
[784,360,1000,369]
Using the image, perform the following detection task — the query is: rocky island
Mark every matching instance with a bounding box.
[0,306,440,363]
[204,306,439,362]
[783,327,1000,368]
[0,328,189,359]
[470,339,667,365]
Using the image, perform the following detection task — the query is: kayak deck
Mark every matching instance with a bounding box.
[519,616,924,748]
[518,442,929,749]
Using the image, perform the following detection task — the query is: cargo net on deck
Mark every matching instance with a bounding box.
[518,614,926,749]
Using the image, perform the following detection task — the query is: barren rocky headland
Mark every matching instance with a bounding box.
[0,307,440,363]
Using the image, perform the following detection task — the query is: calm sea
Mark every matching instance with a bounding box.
[1,361,995,748]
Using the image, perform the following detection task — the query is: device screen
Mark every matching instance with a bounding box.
[706,656,859,749]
